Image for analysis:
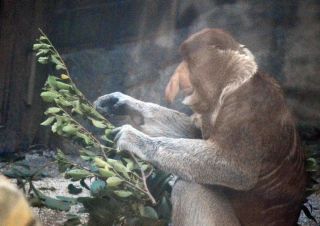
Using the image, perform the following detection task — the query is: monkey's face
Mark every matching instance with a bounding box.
[165,28,257,138]
[164,60,209,113]
[165,29,242,112]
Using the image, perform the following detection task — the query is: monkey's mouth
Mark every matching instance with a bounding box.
[181,88,194,106]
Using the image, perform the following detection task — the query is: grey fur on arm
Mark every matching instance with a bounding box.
[114,125,259,191]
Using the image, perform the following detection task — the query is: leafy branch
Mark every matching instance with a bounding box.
[33,30,171,225]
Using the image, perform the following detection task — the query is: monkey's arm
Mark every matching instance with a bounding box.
[114,125,260,191]
[94,92,200,138]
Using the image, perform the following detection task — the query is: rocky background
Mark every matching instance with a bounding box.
[59,0,320,128]
[1,0,319,151]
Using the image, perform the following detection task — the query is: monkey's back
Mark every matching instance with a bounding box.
[223,72,306,226]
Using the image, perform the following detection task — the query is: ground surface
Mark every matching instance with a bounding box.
[0,150,319,226]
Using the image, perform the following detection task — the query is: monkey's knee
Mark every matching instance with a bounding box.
[171,180,240,226]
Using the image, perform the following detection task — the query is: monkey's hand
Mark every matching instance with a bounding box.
[94,92,145,127]
[112,124,155,161]
[94,92,200,138]
[94,92,141,117]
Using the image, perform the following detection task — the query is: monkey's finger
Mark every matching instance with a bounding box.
[110,127,122,141]
[94,94,122,116]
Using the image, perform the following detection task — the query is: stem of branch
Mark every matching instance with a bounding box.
[130,152,156,205]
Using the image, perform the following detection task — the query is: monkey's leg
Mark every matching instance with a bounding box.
[94,92,200,138]
[171,180,240,226]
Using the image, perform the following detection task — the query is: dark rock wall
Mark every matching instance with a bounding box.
[1,0,319,152]
[60,0,320,127]
[283,1,320,125]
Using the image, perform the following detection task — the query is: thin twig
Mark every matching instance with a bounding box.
[56,103,109,160]
[130,152,156,205]
[145,168,154,179]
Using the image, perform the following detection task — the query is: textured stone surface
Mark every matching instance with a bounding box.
[63,1,320,128]
[283,1,320,125]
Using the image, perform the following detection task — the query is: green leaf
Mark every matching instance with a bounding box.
[157,195,171,220]
[100,135,113,144]
[56,64,66,70]
[141,164,149,171]
[56,149,72,172]
[4,165,32,178]
[40,116,55,126]
[67,184,83,195]
[98,167,115,178]
[56,81,72,90]
[89,109,106,121]
[39,36,47,41]
[77,132,93,145]
[90,118,107,129]
[306,158,318,172]
[123,158,135,171]
[139,206,159,219]
[56,196,78,204]
[94,157,111,168]
[106,177,123,187]
[62,124,78,135]
[51,122,58,133]
[90,179,106,196]
[72,100,83,115]
[113,190,132,198]
[77,197,119,225]
[45,107,61,114]
[80,103,92,113]
[50,54,62,65]
[104,129,113,138]
[47,75,57,88]
[44,196,71,211]
[80,149,96,157]
[40,91,59,102]
[65,169,91,181]
[33,43,42,50]
[80,155,91,161]
[36,49,49,56]
[51,117,62,133]
[107,159,129,178]
[63,214,81,226]
[54,97,73,107]
[38,56,49,64]
[33,43,50,50]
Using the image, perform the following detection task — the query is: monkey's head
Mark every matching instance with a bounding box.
[165,28,257,137]
[180,28,240,57]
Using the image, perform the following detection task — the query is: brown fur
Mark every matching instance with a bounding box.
[95,28,306,226]
[171,28,306,225]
